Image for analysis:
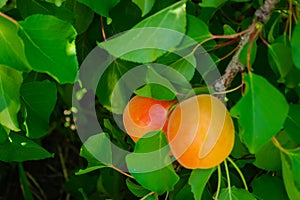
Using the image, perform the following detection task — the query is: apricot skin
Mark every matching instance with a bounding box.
[123,96,175,142]
[167,94,234,169]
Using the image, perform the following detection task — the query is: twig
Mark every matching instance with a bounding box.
[25,172,46,200]
[58,146,69,181]
[213,0,280,98]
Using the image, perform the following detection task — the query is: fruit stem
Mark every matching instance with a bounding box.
[213,165,222,200]
[226,157,248,191]
[224,159,232,200]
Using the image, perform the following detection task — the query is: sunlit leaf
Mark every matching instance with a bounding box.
[18,14,78,84]
[0,14,31,71]
[0,0,8,8]
[281,152,300,200]
[126,131,179,194]
[189,168,216,200]
[218,187,255,200]
[0,65,22,131]
[99,1,186,63]
[231,73,289,153]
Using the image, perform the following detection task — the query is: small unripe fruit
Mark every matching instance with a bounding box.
[123,96,175,142]
[167,94,234,169]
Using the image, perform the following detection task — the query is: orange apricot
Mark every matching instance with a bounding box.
[123,95,176,142]
[167,94,234,169]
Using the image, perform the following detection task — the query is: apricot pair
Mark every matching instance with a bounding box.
[122,94,234,169]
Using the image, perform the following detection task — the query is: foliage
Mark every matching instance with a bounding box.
[0,0,300,199]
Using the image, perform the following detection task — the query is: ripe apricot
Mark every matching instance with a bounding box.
[123,95,175,142]
[167,94,234,169]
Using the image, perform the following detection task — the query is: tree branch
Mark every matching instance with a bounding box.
[213,0,280,98]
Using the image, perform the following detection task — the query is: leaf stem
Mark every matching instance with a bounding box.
[140,191,155,200]
[110,165,134,179]
[100,16,107,41]
[224,159,232,200]
[226,157,248,191]
[213,165,222,200]
[271,137,289,155]
[0,11,18,26]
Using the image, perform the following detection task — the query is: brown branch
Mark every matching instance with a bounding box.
[213,0,280,98]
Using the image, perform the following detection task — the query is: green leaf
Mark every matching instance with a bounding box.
[168,53,196,82]
[223,24,236,35]
[253,139,281,171]
[96,168,126,200]
[268,43,293,80]
[281,152,300,200]
[18,14,78,84]
[0,65,23,131]
[126,131,179,194]
[126,178,150,197]
[253,129,298,170]
[20,80,57,139]
[199,0,227,8]
[132,0,155,17]
[239,41,257,67]
[0,14,31,71]
[103,119,129,150]
[252,174,288,200]
[99,1,186,63]
[64,0,94,34]
[76,133,111,175]
[0,133,53,162]
[291,23,300,70]
[188,168,216,200]
[0,125,9,143]
[175,184,194,200]
[135,84,176,100]
[156,52,197,87]
[287,149,300,190]
[218,187,255,200]
[0,0,8,8]
[284,104,300,144]
[96,59,137,114]
[76,0,120,17]
[180,14,212,49]
[16,0,74,22]
[231,73,289,153]
[135,66,177,100]
[45,0,66,6]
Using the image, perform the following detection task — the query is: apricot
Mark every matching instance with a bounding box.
[167,94,234,169]
[123,95,175,142]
